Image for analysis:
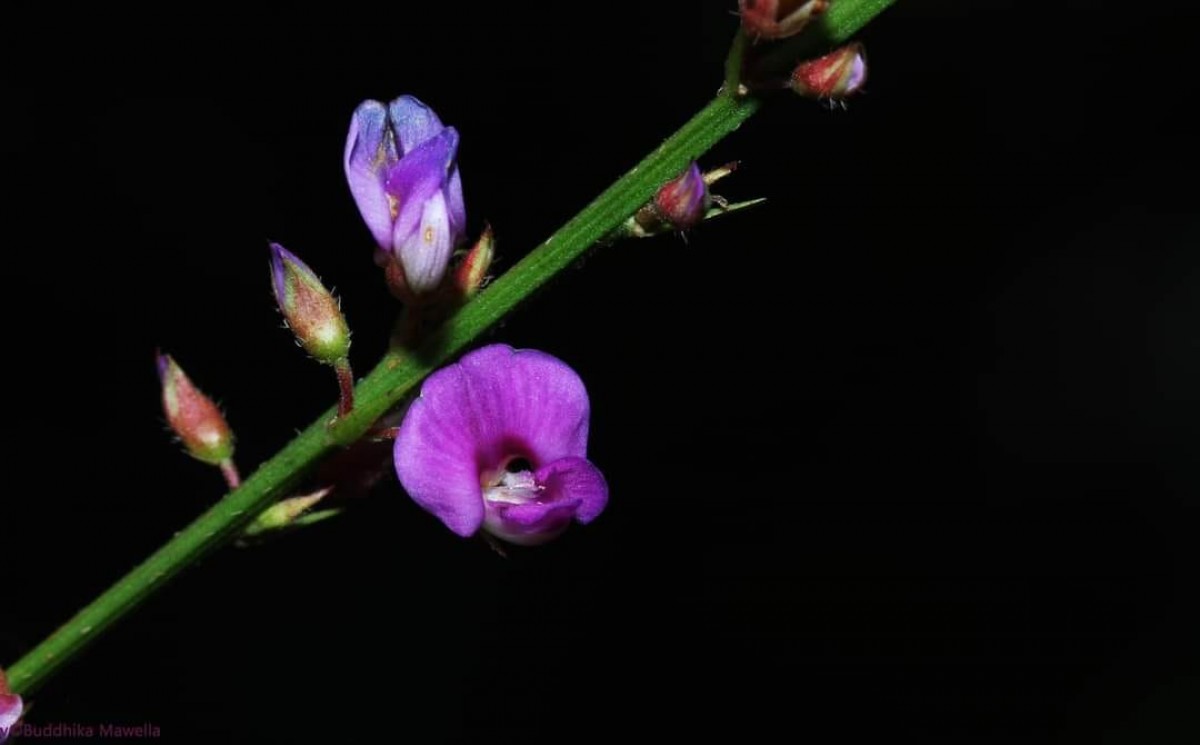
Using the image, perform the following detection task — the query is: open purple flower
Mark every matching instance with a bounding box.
[394,344,608,545]
[344,96,466,296]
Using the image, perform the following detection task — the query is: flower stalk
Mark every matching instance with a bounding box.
[334,359,356,418]
[219,461,242,490]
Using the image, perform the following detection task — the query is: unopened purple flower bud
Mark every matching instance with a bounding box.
[654,162,711,230]
[790,43,868,100]
[344,96,466,298]
[157,352,235,466]
[394,344,608,546]
[740,0,828,40]
[619,162,746,239]
[268,243,351,366]
[0,669,22,742]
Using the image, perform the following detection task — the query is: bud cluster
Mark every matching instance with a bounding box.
[737,1,869,103]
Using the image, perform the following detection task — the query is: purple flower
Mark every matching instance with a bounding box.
[394,344,608,545]
[344,96,466,296]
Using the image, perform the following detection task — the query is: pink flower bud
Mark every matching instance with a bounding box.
[740,0,828,40]
[790,43,868,100]
[653,162,711,231]
[2,666,26,741]
[269,244,352,366]
[157,353,235,466]
[618,162,745,239]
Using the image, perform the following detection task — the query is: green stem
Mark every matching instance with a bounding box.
[724,28,749,95]
[4,0,896,697]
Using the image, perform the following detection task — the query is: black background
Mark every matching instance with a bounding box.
[3,2,1198,742]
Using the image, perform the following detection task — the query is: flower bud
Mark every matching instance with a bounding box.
[740,0,828,40]
[615,162,755,240]
[790,43,868,100]
[269,243,351,366]
[452,224,495,299]
[157,352,235,465]
[657,163,710,229]
[653,162,711,231]
[242,488,335,538]
[345,96,466,299]
[0,668,22,742]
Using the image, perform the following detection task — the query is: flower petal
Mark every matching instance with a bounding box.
[344,100,397,250]
[396,190,454,295]
[394,361,486,536]
[484,500,579,545]
[454,345,591,469]
[385,127,459,251]
[387,95,445,154]
[446,165,467,245]
[481,458,605,545]
[267,242,294,305]
[535,456,608,524]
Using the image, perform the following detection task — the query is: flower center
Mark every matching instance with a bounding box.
[483,468,542,506]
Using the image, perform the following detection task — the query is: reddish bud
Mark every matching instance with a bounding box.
[790,43,868,100]
[453,224,495,299]
[157,352,234,466]
[740,0,828,40]
[619,162,743,239]
[0,698,20,740]
[1,667,22,739]
[653,162,711,231]
[269,243,352,366]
